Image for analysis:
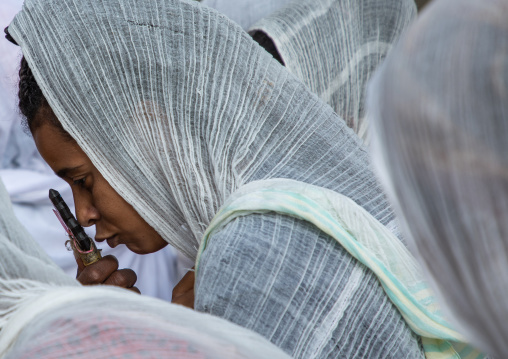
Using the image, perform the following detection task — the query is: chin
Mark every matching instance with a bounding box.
[125,243,161,255]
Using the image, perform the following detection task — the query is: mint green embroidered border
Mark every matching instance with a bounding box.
[196,180,485,359]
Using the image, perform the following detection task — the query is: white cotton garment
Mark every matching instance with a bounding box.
[249,0,416,143]
[367,0,508,356]
[9,0,400,260]
[0,178,77,288]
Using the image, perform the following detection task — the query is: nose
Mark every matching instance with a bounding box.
[73,191,100,227]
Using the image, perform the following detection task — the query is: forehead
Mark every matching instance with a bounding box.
[33,121,90,175]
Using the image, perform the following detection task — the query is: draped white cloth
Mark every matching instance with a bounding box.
[0,285,291,359]
[0,179,78,289]
[0,0,23,164]
[368,0,508,356]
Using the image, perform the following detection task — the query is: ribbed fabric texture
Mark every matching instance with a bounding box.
[196,213,425,358]
[10,0,399,260]
[249,0,416,142]
[196,179,485,358]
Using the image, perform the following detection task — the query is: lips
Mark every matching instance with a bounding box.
[95,234,118,245]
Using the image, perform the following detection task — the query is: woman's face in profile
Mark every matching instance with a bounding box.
[32,109,168,255]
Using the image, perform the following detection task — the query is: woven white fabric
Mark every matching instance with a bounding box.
[249,0,416,142]
[196,179,484,358]
[196,207,425,358]
[0,285,291,358]
[9,0,398,260]
[367,0,508,356]
[0,178,78,340]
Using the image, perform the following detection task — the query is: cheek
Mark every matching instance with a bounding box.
[91,174,167,253]
[92,176,150,231]
[91,176,131,222]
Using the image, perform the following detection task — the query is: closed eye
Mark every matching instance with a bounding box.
[73,177,87,187]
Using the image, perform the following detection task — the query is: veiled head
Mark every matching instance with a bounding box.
[11,0,400,262]
[8,0,316,258]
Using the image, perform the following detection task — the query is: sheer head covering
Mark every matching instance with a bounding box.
[368,0,508,356]
[0,176,290,359]
[8,0,396,260]
[249,0,416,142]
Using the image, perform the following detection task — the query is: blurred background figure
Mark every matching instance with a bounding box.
[368,0,508,356]
[0,0,182,301]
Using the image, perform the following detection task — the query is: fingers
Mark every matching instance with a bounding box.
[76,255,119,285]
[104,268,137,289]
[74,254,139,294]
[129,286,141,294]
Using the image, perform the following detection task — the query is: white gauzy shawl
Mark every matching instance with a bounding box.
[196,179,485,359]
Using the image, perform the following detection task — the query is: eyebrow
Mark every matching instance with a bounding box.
[55,165,85,179]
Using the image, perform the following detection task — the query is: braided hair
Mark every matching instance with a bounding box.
[5,26,71,138]
[18,56,48,125]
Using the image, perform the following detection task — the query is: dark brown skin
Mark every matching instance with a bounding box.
[32,106,194,306]
[75,253,140,294]
[172,270,195,308]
